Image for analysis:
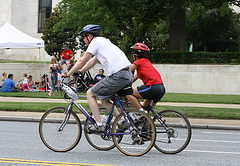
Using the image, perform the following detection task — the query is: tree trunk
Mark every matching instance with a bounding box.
[168,9,187,51]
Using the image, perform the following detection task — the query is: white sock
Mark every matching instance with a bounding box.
[118,119,125,124]
[139,108,144,111]
[97,123,103,126]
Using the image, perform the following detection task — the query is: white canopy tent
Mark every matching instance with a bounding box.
[0,22,44,48]
[0,22,46,77]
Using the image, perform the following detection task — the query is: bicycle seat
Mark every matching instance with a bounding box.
[117,84,133,96]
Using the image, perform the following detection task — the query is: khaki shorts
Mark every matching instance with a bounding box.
[91,69,133,100]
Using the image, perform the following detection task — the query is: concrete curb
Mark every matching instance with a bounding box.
[1,116,240,131]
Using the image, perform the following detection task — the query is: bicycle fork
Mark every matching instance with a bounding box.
[58,104,72,131]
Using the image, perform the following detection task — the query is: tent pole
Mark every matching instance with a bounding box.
[39,47,41,76]
[44,50,48,92]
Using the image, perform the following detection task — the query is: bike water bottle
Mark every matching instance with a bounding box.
[102,112,108,126]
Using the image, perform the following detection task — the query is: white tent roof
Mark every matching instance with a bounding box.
[0,22,44,49]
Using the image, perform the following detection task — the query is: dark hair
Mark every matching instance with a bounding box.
[99,69,104,73]
[8,74,13,78]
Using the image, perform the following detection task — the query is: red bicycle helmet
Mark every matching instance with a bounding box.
[130,43,150,57]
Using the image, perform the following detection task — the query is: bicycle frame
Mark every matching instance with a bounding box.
[60,79,134,136]
[143,105,170,134]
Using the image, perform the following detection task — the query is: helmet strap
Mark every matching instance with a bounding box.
[85,34,95,45]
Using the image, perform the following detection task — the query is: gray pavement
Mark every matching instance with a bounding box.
[0,96,240,130]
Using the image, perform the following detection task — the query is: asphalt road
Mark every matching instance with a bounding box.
[1,121,240,166]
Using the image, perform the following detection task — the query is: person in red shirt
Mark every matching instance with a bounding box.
[126,43,165,110]
[60,45,74,69]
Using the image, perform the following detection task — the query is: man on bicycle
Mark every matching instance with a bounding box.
[64,24,133,130]
[126,43,165,110]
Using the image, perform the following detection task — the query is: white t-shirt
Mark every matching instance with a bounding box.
[86,37,131,76]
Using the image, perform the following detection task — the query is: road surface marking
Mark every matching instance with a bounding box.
[185,150,240,155]
[0,158,118,166]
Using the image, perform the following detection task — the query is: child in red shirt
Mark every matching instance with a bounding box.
[127,43,165,109]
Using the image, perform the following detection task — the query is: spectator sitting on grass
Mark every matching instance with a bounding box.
[2,72,7,86]
[28,75,35,90]
[1,74,21,92]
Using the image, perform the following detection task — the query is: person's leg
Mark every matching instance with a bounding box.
[86,89,101,124]
[101,99,119,118]
[52,76,58,95]
[143,99,156,107]
[66,61,70,70]
[126,87,143,110]
[48,75,54,96]
[57,73,61,91]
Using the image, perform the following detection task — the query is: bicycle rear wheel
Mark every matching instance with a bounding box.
[112,109,156,156]
[84,113,116,151]
[153,109,191,154]
[39,107,82,152]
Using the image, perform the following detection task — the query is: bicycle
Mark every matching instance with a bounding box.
[39,78,156,156]
[75,71,95,92]
[140,97,192,154]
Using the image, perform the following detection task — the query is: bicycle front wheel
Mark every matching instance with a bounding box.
[39,107,82,152]
[84,113,116,151]
[112,109,156,156]
[153,109,191,154]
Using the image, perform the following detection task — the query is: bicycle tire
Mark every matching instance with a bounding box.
[112,109,156,156]
[153,109,191,154]
[39,107,82,152]
[84,113,116,151]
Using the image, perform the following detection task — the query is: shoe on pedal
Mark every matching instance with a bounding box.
[116,121,128,133]
[97,125,105,132]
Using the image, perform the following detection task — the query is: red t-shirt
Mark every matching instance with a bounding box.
[60,49,73,60]
[134,58,163,85]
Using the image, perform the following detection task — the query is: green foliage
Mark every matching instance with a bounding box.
[52,0,181,58]
[187,3,240,52]
[41,3,79,57]
[41,0,240,58]
[149,51,240,64]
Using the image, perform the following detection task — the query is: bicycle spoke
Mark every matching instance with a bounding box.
[153,110,191,154]
[39,107,82,152]
[112,109,156,156]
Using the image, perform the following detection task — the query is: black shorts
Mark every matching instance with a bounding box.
[137,84,165,103]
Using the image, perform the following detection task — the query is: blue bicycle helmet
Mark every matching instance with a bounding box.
[79,24,101,37]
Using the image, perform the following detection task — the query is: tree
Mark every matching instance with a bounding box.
[41,4,79,58]
[187,3,240,52]
[44,0,240,57]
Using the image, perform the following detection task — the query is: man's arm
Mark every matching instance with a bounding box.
[80,56,98,73]
[67,52,93,76]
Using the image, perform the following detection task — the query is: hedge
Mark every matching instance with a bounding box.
[148,51,240,64]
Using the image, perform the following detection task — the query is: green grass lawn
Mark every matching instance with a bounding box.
[0,102,239,120]
[0,91,239,104]
[0,102,90,113]
[0,91,239,120]
[162,93,240,104]
[0,91,86,99]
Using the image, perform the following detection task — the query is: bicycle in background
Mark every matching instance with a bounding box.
[124,97,192,154]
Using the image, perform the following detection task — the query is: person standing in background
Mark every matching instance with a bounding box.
[60,45,74,69]
[48,57,59,96]
[19,73,29,92]
[56,57,63,91]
